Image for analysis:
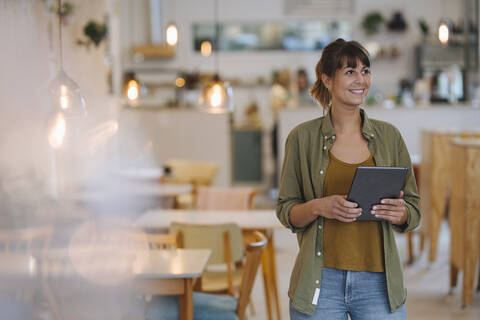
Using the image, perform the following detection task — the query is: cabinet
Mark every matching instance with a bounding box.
[232,128,262,183]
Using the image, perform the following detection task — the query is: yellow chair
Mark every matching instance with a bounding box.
[195,186,257,210]
[170,222,244,296]
[163,159,219,208]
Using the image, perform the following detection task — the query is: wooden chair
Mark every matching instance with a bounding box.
[163,159,219,209]
[195,186,257,210]
[170,222,244,296]
[148,231,267,320]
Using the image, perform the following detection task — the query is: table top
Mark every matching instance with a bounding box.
[0,253,38,277]
[62,182,193,201]
[134,249,211,279]
[135,209,283,230]
[36,248,211,280]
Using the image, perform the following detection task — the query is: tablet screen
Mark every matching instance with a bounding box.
[347,166,408,221]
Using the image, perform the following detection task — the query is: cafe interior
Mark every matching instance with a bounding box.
[1,0,480,319]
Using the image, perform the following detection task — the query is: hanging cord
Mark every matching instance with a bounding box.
[57,0,63,71]
[214,0,220,75]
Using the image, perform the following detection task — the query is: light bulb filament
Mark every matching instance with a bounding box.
[166,24,178,46]
[60,85,69,109]
[127,80,140,101]
[439,23,449,45]
[210,84,224,107]
[48,113,66,149]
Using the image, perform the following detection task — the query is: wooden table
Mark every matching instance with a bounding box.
[135,209,284,320]
[420,129,480,263]
[133,249,211,320]
[449,138,480,307]
[40,248,210,320]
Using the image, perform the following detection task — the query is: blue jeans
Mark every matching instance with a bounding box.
[289,268,406,320]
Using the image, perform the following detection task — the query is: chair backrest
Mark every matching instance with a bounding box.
[0,226,53,254]
[195,186,257,210]
[169,222,243,265]
[129,232,177,250]
[236,231,267,320]
[164,159,219,186]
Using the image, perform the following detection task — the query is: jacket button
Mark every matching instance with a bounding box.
[317,251,322,256]
[371,134,375,137]
[318,225,322,229]
[323,146,327,150]
[320,170,324,175]
[332,135,336,140]
[324,136,328,139]
[315,280,320,284]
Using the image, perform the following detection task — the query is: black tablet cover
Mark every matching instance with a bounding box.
[347,166,408,221]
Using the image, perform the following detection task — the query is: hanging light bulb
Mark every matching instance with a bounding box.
[438,20,450,45]
[49,0,87,119]
[166,23,178,46]
[47,112,67,149]
[199,0,234,114]
[50,70,87,118]
[199,75,234,113]
[124,72,141,106]
[201,41,212,56]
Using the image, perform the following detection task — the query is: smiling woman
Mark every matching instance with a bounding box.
[276,39,421,319]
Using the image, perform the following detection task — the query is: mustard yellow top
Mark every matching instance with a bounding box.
[322,151,384,272]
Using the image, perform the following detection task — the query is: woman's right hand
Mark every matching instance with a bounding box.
[309,195,362,222]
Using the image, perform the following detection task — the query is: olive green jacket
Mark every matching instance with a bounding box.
[276,108,421,315]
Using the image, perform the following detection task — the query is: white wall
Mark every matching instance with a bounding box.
[115,109,231,186]
[117,0,466,127]
[0,0,117,197]
[278,105,480,171]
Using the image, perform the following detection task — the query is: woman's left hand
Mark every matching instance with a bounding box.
[371,191,408,225]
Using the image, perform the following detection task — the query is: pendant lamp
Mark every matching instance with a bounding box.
[438,19,451,45]
[199,0,234,114]
[49,0,86,119]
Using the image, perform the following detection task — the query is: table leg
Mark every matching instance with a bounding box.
[450,263,458,290]
[179,278,193,320]
[406,232,414,265]
[261,249,274,320]
[266,231,281,320]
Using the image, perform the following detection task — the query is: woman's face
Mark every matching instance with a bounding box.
[323,59,371,108]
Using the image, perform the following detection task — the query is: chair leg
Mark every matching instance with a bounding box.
[248,297,256,316]
[477,262,480,292]
[450,263,458,294]
[407,232,414,265]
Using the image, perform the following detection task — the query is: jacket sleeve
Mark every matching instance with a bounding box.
[392,128,421,233]
[276,129,307,233]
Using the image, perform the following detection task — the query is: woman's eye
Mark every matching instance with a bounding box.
[345,70,354,75]
[362,69,371,75]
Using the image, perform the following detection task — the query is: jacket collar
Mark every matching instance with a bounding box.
[321,107,375,140]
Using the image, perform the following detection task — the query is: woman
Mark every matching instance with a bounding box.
[276,38,420,319]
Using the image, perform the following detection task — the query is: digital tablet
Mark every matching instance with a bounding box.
[347,166,408,221]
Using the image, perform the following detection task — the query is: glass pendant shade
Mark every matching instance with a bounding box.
[199,76,234,114]
[438,20,450,45]
[50,70,87,118]
[166,23,178,46]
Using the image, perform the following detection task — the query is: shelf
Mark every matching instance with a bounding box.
[131,44,176,58]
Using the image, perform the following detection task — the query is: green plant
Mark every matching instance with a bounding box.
[362,12,384,36]
[77,20,108,48]
[418,19,429,36]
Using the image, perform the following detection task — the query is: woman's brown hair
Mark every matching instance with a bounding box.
[309,38,371,110]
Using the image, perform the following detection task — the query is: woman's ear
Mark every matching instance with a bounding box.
[321,73,332,91]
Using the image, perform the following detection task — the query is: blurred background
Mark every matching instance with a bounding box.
[0,0,479,319]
